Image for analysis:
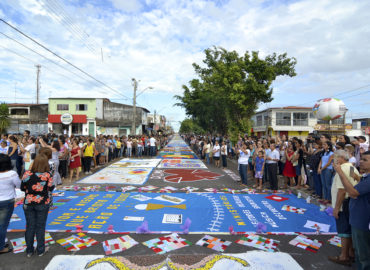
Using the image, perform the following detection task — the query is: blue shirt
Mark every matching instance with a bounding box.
[349,174,370,231]
[321,151,334,170]
[255,157,264,171]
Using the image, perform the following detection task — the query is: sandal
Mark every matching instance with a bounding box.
[328,256,351,266]
[0,247,13,254]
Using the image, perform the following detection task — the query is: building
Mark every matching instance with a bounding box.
[147,114,167,134]
[48,98,150,136]
[97,100,149,136]
[352,118,370,135]
[7,103,48,134]
[251,106,317,138]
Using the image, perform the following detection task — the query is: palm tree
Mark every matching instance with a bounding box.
[0,103,10,133]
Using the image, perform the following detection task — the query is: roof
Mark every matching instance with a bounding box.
[6,103,48,107]
[256,106,313,114]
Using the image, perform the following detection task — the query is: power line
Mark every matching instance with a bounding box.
[0,18,131,101]
[41,0,99,55]
[296,83,370,106]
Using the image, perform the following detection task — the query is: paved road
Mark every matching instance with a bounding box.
[1,154,355,269]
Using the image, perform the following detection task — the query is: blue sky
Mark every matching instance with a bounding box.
[0,0,370,131]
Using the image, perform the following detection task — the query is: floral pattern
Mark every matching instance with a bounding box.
[21,171,54,205]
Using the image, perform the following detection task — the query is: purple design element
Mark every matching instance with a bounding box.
[229,225,236,235]
[325,207,333,216]
[136,220,150,234]
[256,222,267,233]
[180,218,192,234]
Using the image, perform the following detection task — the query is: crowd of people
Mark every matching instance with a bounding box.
[0,131,168,184]
[185,133,369,269]
[0,130,169,257]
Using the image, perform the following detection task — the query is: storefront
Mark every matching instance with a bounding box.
[48,113,95,136]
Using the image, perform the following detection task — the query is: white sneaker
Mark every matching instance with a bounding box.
[38,247,49,257]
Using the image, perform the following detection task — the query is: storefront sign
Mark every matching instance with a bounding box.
[61,113,73,125]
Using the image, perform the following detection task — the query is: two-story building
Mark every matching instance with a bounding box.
[7,103,48,134]
[251,106,317,138]
[48,98,150,136]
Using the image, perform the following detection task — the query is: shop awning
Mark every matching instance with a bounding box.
[48,114,87,124]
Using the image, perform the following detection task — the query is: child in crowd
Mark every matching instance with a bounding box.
[254,150,265,189]
[0,140,8,154]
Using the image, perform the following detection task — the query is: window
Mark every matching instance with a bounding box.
[309,112,314,119]
[76,104,88,111]
[10,108,28,115]
[256,115,263,126]
[57,104,69,111]
[276,112,291,126]
[264,115,271,126]
[293,112,308,126]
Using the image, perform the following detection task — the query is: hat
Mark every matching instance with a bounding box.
[354,136,366,142]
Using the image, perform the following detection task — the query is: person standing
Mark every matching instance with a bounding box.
[203,139,211,165]
[329,150,359,266]
[39,138,62,185]
[0,154,20,254]
[254,150,265,189]
[69,139,81,182]
[221,141,228,169]
[318,141,334,204]
[82,139,94,174]
[149,136,156,157]
[212,141,221,168]
[21,154,54,257]
[334,151,370,270]
[266,143,280,191]
[283,144,297,188]
[7,135,18,172]
[235,143,250,186]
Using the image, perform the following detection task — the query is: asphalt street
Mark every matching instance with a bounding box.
[1,154,356,270]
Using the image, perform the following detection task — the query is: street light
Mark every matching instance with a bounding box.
[131,78,153,135]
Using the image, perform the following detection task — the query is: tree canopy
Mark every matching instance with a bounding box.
[0,103,10,133]
[175,47,297,136]
[179,118,205,134]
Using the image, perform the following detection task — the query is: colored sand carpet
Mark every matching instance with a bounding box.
[196,235,232,252]
[102,235,138,255]
[11,233,55,253]
[142,233,192,254]
[289,234,323,253]
[281,205,306,214]
[235,234,279,252]
[57,233,99,251]
[328,236,342,247]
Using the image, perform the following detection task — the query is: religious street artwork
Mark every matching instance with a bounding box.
[235,234,279,252]
[289,234,323,253]
[78,167,153,185]
[110,159,160,168]
[57,233,99,251]
[45,252,303,270]
[142,233,192,254]
[163,169,223,183]
[196,235,232,252]
[158,159,207,169]
[8,192,337,234]
[102,235,138,255]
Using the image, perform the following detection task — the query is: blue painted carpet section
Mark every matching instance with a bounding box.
[9,191,336,234]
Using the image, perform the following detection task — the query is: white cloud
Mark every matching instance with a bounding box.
[110,0,142,13]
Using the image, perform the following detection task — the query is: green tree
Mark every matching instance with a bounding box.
[179,118,205,134]
[176,47,297,136]
[0,103,10,133]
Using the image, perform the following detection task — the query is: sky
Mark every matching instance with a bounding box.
[0,0,369,131]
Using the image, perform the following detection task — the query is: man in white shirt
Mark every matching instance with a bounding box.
[149,136,156,157]
[266,143,280,190]
[213,141,221,167]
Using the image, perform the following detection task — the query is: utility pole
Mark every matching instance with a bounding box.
[131,78,138,135]
[154,109,157,134]
[35,64,41,104]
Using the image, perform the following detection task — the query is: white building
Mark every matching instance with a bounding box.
[251,106,317,138]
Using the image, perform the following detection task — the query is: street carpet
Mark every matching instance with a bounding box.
[8,191,336,234]
[44,251,303,270]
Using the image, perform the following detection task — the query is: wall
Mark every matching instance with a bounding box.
[103,101,144,125]
[49,98,97,118]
